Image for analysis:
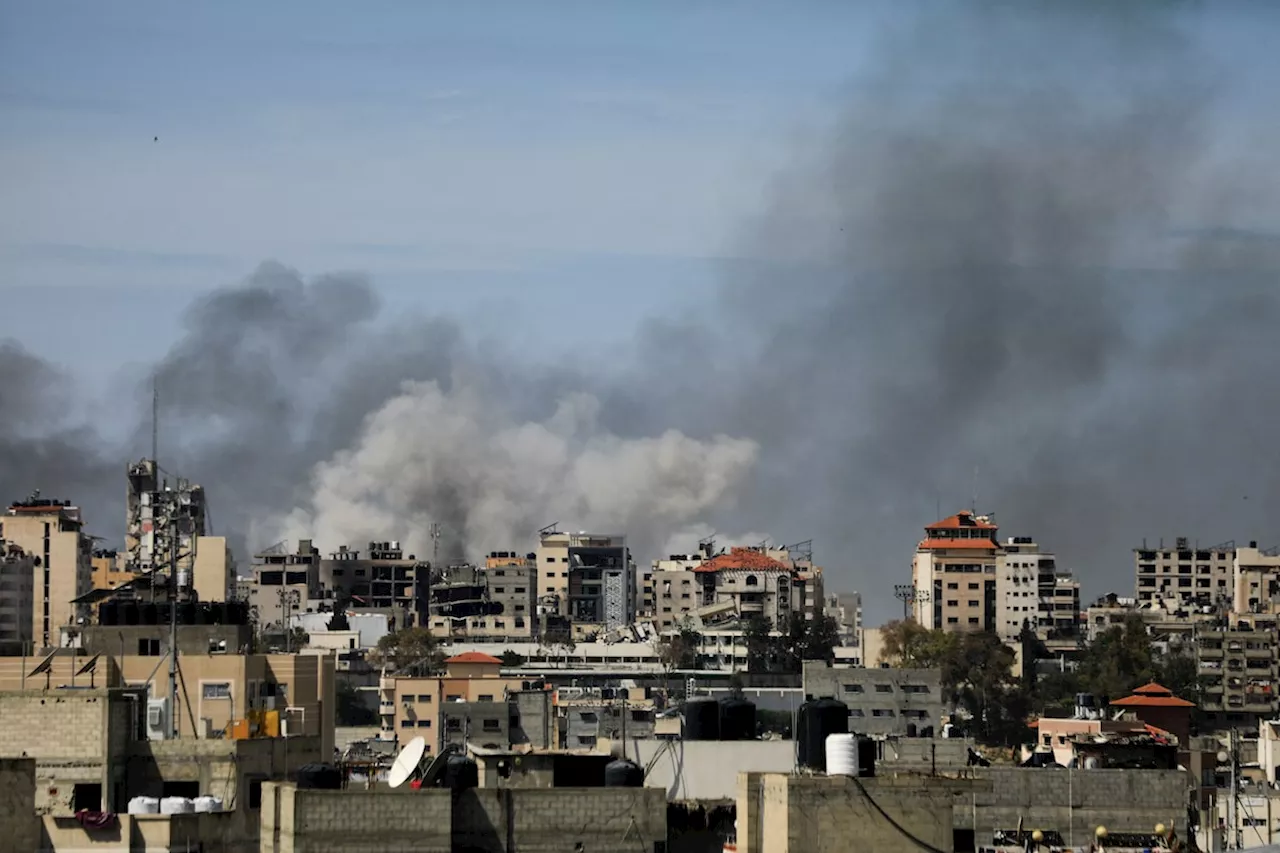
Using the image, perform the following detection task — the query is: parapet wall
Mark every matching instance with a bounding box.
[261,783,667,853]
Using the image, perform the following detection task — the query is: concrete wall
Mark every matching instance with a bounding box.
[958,768,1189,845]
[262,783,667,853]
[802,662,944,735]
[0,690,116,813]
[0,758,40,853]
[745,773,955,853]
[37,811,258,853]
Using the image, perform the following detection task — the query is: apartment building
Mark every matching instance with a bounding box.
[2,496,94,650]
[911,511,999,632]
[803,661,944,736]
[650,544,824,633]
[1234,543,1280,614]
[1134,537,1234,606]
[425,554,536,641]
[825,592,862,648]
[377,652,530,747]
[536,529,635,630]
[0,540,34,654]
[90,549,136,591]
[248,539,323,630]
[1196,614,1279,731]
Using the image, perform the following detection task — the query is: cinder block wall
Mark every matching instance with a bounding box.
[0,692,111,813]
[958,768,1188,844]
[453,787,667,852]
[759,775,954,853]
[262,785,453,853]
[0,758,39,853]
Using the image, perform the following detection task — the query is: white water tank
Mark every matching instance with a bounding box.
[825,733,860,777]
[160,797,194,814]
[127,796,160,815]
[193,796,223,813]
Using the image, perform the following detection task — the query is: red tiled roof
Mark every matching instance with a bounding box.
[1111,694,1195,709]
[694,546,791,573]
[927,512,997,530]
[918,538,1000,550]
[444,652,503,665]
[1131,681,1174,696]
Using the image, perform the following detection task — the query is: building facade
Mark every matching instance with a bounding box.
[1195,614,1279,730]
[1234,543,1280,615]
[802,661,944,736]
[0,540,35,654]
[536,529,634,631]
[1134,537,1234,607]
[911,512,1000,633]
[2,497,93,650]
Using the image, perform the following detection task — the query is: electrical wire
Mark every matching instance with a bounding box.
[849,775,951,853]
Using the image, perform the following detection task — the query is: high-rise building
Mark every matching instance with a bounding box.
[2,495,93,649]
[1233,543,1280,615]
[0,540,35,654]
[1133,537,1234,607]
[911,511,1000,632]
[996,536,1080,643]
[536,529,634,630]
[650,542,825,632]
[825,592,863,647]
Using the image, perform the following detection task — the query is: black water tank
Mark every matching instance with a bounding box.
[140,603,158,625]
[295,763,342,790]
[719,698,757,741]
[121,603,140,626]
[443,755,478,791]
[857,737,878,778]
[797,698,849,771]
[684,698,721,741]
[99,601,118,626]
[604,759,644,788]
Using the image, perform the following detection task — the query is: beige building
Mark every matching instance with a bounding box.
[1234,543,1280,614]
[1195,613,1279,730]
[650,543,825,632]
[1134,537,1234,606]
[193,535,235,602]
[0,541,35,654]
[825,592,862,648]
[0,650,335,755]
[911,511,1000,632]
[377,651,527,748]
[426,553,536,641]
[535,529,634,629]
[90,549,137,591]
[2,497,93,650]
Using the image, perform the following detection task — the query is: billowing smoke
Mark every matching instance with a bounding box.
[4,3,1279,619]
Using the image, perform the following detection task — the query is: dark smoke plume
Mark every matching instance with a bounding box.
[3,3,1278,621]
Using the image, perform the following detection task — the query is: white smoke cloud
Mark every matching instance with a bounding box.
[269,379,759,560]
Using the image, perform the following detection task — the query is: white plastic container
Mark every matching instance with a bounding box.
[127,796,160,815]
[160,797,194,814]
[193,796,223,813]
[825,733,860,777]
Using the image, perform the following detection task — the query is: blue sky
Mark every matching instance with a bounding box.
[0,1,890,384]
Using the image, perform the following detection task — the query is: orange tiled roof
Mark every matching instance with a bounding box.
[918,538,1000,550]
[1111,683,1194,708]
[927,512,997,530]
[695,546,791,573]
[444,652,503,665]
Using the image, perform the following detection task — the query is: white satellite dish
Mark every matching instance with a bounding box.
[388,736,427,789]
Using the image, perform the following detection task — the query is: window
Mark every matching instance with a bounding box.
[400,720,413,728]
[577,735,598,746]
[73,783,102,812]
[579,711,598,723]
[482,719,501,732]
[445,718,462,732]
[968,583,979,590]
[416,720,431,728]
[946,600,958,607]
[968,600,979,607]
[478,694,494,702]
[137,638,161,656]
[874,684,893,694]
[946,582,958,590]
[202,682,232,700]
[746,575,758,586]
[842,684,864,694]
[494,587,505,594]
[416,694,433,703]
[871,709,894,717]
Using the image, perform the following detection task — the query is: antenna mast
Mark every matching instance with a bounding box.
[430,523,441,563]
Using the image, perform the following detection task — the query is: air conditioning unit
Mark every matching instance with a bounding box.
[146,698,170,740]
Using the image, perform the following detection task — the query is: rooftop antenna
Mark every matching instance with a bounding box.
[971,465,979,515]
[429,523,441,563]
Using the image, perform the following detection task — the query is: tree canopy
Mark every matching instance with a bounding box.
[372,626,444,676]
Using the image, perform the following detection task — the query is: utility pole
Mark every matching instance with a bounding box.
[430,523,441,564]
[167,499,179,738]
[1227,728,1239,849]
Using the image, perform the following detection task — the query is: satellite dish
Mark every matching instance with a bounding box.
[388,736,427,789]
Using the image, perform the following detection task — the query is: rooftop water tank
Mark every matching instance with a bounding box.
[825,733,859,777]
[127,796,159,815]
[159,797,194,814]
[193,796,224,813]
[719,698,757,741]
[604,759,645,788]
[684,698,721,741]
[444,755,478,791]
[797,699,848,771]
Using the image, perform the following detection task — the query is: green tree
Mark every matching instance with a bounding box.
[879,620,958,669]
[1074,614,1154,701]
[946,631,1029,745]
[500,649,527,667]
[658,627,703,672]
[784,612,839,666]
[744,615,781,673]
[372,627,444,676]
